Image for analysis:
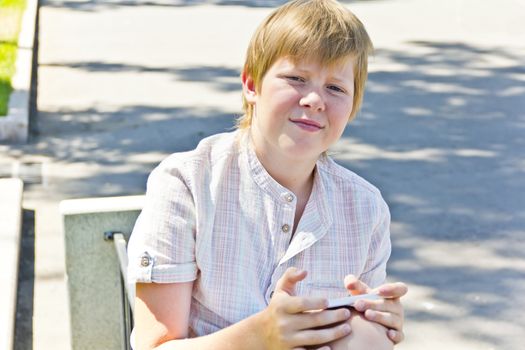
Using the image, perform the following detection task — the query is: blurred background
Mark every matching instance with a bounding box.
[1,0,524,349]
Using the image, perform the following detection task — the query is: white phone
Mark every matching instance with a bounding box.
[326,293,383,309]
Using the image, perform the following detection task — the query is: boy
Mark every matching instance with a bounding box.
[128,0,407,349]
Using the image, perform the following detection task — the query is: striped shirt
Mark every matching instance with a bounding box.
[127,130,391,337]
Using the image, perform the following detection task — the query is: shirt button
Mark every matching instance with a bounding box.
[284,193,294,203]
[140,254,151,267]
[281,224,290,233]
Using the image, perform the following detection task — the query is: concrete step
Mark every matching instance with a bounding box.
[0,178,24,350]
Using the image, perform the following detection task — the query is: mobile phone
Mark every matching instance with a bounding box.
[326,293,383,309]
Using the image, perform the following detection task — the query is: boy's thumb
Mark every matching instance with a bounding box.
[275,267,307,295]
[344,274,370,295]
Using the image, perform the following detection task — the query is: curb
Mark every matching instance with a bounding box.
[0,178,24,350]
[0,0,38,144]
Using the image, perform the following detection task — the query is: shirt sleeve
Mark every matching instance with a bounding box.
[358,196,392,288]
[127,159,198,284]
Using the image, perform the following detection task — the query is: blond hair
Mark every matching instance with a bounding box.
[237,0,373,129]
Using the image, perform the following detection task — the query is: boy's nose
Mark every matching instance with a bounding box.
[299,90,325,112]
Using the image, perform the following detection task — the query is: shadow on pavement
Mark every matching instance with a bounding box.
[4,36,524,347]
[40,62,241,93]
[42,0,385,11]
[6,105,239,197]
[332,40,524,348]
[14,209,35,350]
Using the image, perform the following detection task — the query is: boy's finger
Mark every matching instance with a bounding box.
[292,322,352,347]
[343,274,370,295]
[293,308,351,330]
[363,309,403,332]
[378,282,408,298]
[284,296,328,314]
[353,298,403,316]
[388,329,405,344]
[275,267,308,295]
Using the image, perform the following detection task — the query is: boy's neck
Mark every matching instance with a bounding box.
[251,140,317,198]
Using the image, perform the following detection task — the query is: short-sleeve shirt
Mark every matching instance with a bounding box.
[127,130,391,337]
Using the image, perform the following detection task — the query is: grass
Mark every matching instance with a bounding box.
[0,0,27,116]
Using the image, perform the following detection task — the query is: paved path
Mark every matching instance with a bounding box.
[1,0,524,349]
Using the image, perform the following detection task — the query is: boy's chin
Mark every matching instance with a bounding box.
[279,143,324,160]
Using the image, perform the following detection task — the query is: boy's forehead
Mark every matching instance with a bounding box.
[276,55,356,75]
[288,54,355,69]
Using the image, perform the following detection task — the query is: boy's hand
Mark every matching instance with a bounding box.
[344,275,408,344]
[260,267,352,350]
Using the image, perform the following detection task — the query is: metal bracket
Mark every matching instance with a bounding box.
[103,231,134,312]
[103,230,119,241]
[103,230,134,348]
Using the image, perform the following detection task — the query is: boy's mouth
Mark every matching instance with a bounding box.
[290,118,324,131]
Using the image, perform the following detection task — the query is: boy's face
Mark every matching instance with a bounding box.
[243,56,355,163]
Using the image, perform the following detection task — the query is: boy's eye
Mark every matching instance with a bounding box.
[327,85,346,93]
[286,75,305,82]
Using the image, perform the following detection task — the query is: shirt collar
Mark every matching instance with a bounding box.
[240,132,333,263]
[279,164,333,265]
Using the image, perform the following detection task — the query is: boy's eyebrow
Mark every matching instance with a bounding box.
[326,76,355,94]
[330,76,353,86]
[281,61,354,86]
[288,67,352,82]
[281,66,309,74]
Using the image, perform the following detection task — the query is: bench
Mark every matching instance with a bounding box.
[60,195,144,350]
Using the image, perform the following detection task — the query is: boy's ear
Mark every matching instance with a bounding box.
[242,71,257,104]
